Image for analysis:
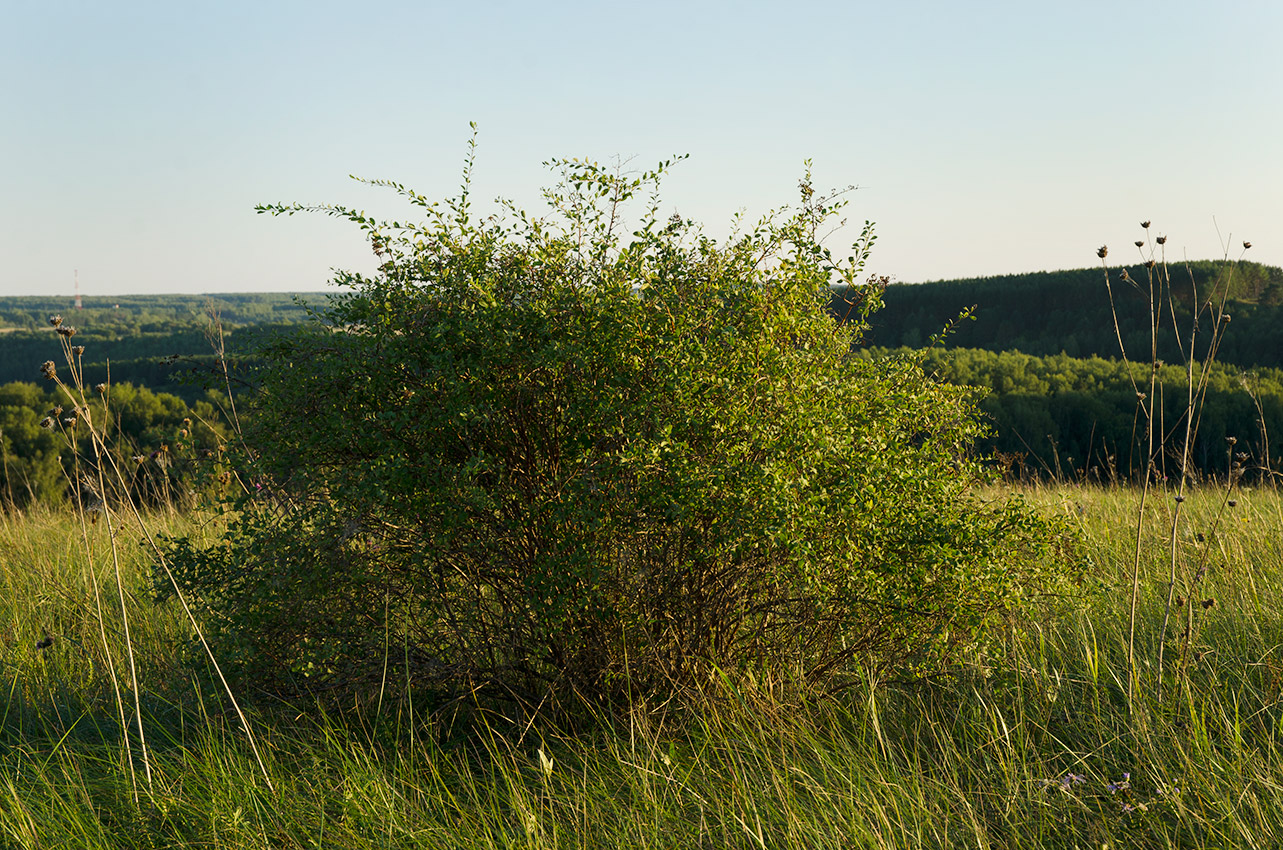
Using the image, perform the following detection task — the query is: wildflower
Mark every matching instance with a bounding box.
[1058,773,1086,790]
[40,361,56,380]
[48,314,63,327]
[1107,772,1131,794]
[56,325,77,338]
[1141,221,1151,229]
[1097,246,1108,259]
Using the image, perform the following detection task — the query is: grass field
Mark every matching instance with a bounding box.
[2,485,1282,848]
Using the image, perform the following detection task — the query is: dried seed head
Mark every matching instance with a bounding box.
[94,382,107,394]
[1141,221,1151,229]
[62,415,77,427]
[1243,241,1252,249]
[1226,436,1238,445]
[1145,259,1157,269]
[48,314,63,327]
[1224,314,1232,323]
[1176,595,1185,607]
[72,345,85,356]
[1097,246,1109,259]
[1120,268,1131,281]
[1201,598,1216,609]
[47,405,62,418]
[178,428,189,439]
[39,416,55,430]
[1134,240,1144,248]
[1196,532,1206,543]
[35,636,53,650]
[1156,235,1167,245]
[1175,494,1185,503]
[132,455,145,464]
[40,361,56,380]
[56,325,77,338]
[1228,499,1238,507]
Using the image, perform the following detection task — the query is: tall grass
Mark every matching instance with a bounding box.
[1,487,1283,847]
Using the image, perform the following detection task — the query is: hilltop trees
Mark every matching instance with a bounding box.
[161,145,1072,708]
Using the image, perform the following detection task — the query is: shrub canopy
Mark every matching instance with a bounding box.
[163,142,1072,707]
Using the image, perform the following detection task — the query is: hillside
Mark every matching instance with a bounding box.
[0,292,328,396]
[836,260,1283,371]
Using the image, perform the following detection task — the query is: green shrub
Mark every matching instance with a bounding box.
[161,140,1074,707]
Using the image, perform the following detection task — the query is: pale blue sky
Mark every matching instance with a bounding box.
[4,0,1279,297]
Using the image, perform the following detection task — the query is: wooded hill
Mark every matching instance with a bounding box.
[838,260,1283,371]
[833,259,1283,480]
[0,292,327,396]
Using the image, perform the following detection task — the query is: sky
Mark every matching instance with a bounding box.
[3,0,1280,298]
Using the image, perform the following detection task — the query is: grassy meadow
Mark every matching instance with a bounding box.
[0,484,1281,848]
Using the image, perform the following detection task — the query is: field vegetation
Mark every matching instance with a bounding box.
[2,487,1282,847]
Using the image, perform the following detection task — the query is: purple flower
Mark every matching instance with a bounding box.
[1058,773,1086,790]
[1107,772,1131,794]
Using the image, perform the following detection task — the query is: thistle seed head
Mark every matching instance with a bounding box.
[1097,246,1108,259]
[94,382,107,395]
[1156,235,1167,245]
[49,315,63,327]
[1134,241,1144,248]
[1244,241,1252,249]
[72,345,85,356]
[40,361,56,380]
[1141,221,1151,229]
[56,326,77,338]
[39,416,55,430]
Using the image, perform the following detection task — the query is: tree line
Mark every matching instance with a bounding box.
[871,346,1283,483]
[837,261,1283,371]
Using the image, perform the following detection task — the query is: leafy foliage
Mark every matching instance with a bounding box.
[163,142,1073,707]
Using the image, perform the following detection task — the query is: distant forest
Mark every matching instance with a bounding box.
[0,292,328,397]
[840,260,1283,371]
[1,259,1280,506]
[833,259,1283,481]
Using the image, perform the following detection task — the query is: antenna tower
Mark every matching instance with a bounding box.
[74,269,83,310]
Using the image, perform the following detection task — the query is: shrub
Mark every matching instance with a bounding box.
[161,139,1073,707]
